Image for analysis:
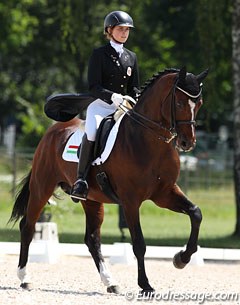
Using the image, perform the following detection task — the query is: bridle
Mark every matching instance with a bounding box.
[121,76,202,143]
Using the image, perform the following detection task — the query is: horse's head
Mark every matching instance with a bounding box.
[131,67,208,151]
[159,67,208,152]
[174,67,208,151]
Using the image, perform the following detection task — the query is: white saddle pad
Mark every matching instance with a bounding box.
[62,114,125,166]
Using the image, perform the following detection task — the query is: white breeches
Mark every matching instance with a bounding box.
[85,98,117,141]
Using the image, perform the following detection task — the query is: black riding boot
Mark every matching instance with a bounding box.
[71,134,95,201]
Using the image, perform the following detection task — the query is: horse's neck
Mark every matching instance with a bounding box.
[134,93,170,131]
[119,114,177,172]
[134,76,173,127]
[134,91,162,121]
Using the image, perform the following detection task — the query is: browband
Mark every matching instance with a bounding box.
[176,84,202,98]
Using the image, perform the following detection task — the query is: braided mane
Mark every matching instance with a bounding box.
[140,68,179,96]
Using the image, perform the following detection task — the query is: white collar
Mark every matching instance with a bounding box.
[110,40,124,55]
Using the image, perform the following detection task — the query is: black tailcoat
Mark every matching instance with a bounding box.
[88,43,140,104]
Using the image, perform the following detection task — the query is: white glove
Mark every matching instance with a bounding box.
[111,93,124,107]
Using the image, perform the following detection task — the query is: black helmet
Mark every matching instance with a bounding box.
[104,11,134,33]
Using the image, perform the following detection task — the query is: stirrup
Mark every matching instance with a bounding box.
[70,179,89,201]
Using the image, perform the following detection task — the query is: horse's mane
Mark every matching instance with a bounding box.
[139,68,179,97]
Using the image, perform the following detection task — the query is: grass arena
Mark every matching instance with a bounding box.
[1,253,239,305]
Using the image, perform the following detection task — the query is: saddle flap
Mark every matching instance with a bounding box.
[62,113,125,165]
[94,115,116,159]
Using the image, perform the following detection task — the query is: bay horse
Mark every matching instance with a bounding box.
[9,67,208,294]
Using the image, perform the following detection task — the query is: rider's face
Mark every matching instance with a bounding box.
[110,26,130,43]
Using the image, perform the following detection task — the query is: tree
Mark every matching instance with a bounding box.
[0,0,77,146]
[232,0,240,235]
[0,0,39,142]
[0,0,234,146]
[196,0,232,132]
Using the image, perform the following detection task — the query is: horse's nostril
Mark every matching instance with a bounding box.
[181,140,188,149]
[179,139,194,152]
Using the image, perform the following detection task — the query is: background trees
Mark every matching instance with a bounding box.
[0,0,232,146]
[232,0,240,235]
[2,0,240,236]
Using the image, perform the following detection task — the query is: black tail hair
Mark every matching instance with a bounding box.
[8,171,31,225]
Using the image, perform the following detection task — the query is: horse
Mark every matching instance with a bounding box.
[9,67,208,294]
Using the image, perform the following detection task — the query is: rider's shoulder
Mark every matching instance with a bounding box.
[92,44,110,54]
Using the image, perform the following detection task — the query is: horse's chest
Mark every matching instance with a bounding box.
[156,155,180,182]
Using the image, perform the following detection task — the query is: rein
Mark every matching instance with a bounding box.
[121,76,199,143]
[126,109,177,143]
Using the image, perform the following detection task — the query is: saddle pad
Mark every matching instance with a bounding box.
[62,129,84,162]
[62,113,125,165]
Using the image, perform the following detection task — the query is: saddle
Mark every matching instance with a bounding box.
[93,114,116,160]
[92,99,135,204]
[77,97,135,161]
[58,95,135,204]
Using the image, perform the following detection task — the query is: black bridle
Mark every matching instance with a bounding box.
[123,76,202,143]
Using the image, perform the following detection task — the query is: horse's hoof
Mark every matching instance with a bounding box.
[20,282,33,290]
[107,285,120,294]
[173,250,187,269]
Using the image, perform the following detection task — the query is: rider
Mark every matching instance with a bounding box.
[70,10,140,201]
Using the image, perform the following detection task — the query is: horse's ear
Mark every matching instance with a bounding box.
[196,68,209,84]
[178,66,187,83]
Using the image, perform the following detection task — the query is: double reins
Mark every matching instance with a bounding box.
[121,75,199,143]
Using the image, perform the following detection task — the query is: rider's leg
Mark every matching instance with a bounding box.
[71,99,116,201]
[71,133,95,200]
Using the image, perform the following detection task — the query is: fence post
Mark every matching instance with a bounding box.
[181,160,189,195]
[12,149,17,197]
[4,124,17,197]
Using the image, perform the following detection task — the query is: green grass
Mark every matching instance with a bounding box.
[1,180,239,248]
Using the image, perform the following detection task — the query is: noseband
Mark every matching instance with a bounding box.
[125,76,202,143]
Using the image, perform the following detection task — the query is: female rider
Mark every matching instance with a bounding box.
[71,10,140,201]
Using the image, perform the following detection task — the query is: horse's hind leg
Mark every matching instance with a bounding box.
[153,185,202,269]
[82,200,119,293]
[18,179,57,289]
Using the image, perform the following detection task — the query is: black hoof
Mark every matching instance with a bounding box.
[107,285,120,294]
[20,282,33,290]
[173,250,188,269]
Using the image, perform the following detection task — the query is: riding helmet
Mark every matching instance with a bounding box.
[104,11,134,34]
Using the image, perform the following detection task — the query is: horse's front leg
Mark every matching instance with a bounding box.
[82,200,119,293]
[173,201,202,268]
[152,184,202,268]
[123,203,154,294]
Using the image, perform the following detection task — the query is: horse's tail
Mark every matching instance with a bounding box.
[8,170,31,224]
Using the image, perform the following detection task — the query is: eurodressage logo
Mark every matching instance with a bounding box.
[124,290,239,303]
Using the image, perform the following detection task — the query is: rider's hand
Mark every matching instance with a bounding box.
[111,93,124,107]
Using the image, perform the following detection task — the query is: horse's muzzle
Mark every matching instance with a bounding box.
[176,137,196,152]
